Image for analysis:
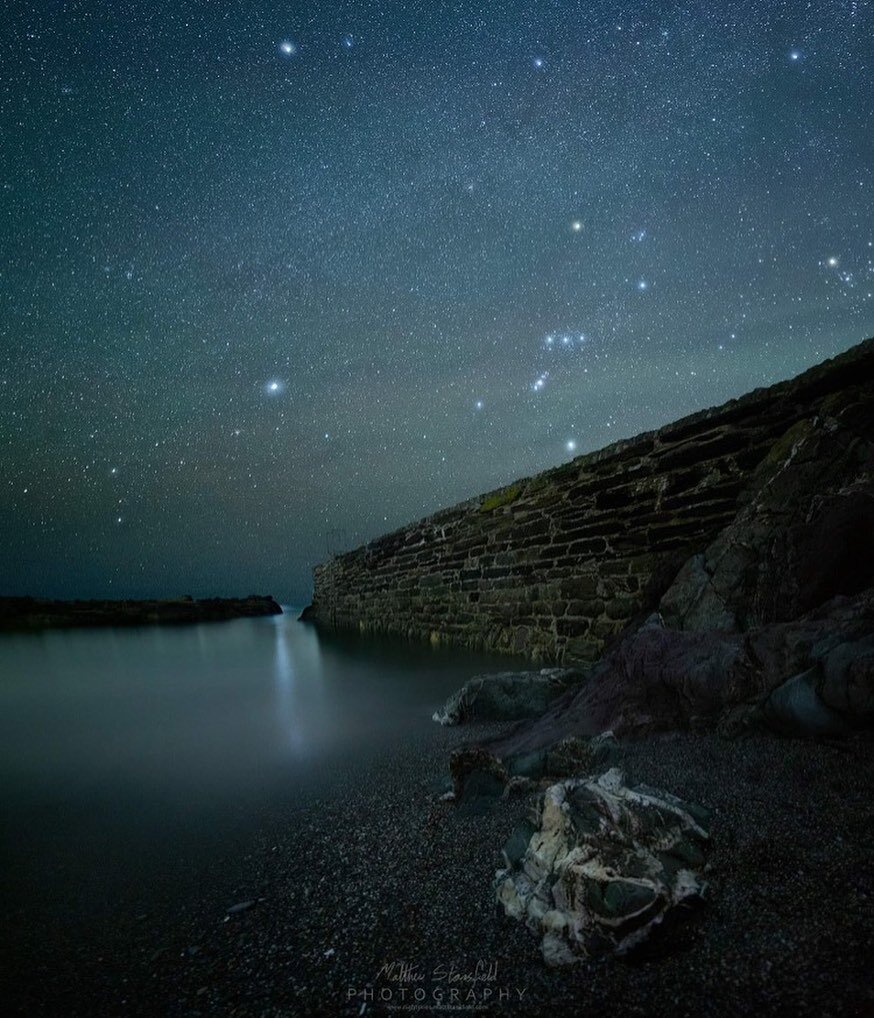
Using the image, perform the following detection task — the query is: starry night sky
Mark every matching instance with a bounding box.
[2,1,872,603]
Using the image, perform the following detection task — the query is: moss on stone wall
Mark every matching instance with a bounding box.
[479,483,524,513]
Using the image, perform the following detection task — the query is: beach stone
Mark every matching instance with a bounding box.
[764,667,852,736]
[818,638,874,718]
[495,769,710,965]
[449,746,508,803]
[545,732,620,776]
[764,637,874,736]
[506,750,547,780]
[502,776,538,799]
[432,668,584,726]
[452,733,624,805]
[226,900,257,915]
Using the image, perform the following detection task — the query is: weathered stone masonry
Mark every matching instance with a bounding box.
[305,339,874,664]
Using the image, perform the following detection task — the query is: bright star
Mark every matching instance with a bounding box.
[789,49,801,61]
[571,220,583,232]
[533,57,544,69]
[827,256,839,267]
[475,400,483,410]
[637,279,649,291]
[566,440,577,453]
[342,35,354,48]
[265,380,284,395]
[279,40,297,57]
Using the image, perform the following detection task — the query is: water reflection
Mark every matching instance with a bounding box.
[0,609,524,797]
[272,611,329,757]
[0,611,526,968]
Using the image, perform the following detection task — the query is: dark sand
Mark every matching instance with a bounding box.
[8,728,873,1017]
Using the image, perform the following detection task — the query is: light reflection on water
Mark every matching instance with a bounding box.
[0,609,521,794]
[0,610,523,927]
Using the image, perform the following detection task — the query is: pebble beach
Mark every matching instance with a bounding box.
[8,725,872,1017]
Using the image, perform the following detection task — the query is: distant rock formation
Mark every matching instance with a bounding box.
[0,595,282,631]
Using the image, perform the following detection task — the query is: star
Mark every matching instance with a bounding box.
[3,0,869,613]
[566,439,577,453]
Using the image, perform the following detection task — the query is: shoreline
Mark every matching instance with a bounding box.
[0,595,283,632]
[7,720,870,1016]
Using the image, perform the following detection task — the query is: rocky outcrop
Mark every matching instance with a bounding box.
[432,668,583,725]
[481,591,873,761]
[660,386,874,632]
[0,595,283,631]
[470,383,874,758]
[305,338,874,665]
[496,768,710,965]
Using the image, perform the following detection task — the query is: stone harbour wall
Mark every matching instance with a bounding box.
[305,338,874,664]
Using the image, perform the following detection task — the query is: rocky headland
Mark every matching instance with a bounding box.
[0,594,282,631]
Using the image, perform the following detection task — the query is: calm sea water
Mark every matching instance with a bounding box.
[0,610,519,977]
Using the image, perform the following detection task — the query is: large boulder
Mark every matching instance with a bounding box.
[432,668,584,725]
[763,636,874,735]
[496,768,710,965]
